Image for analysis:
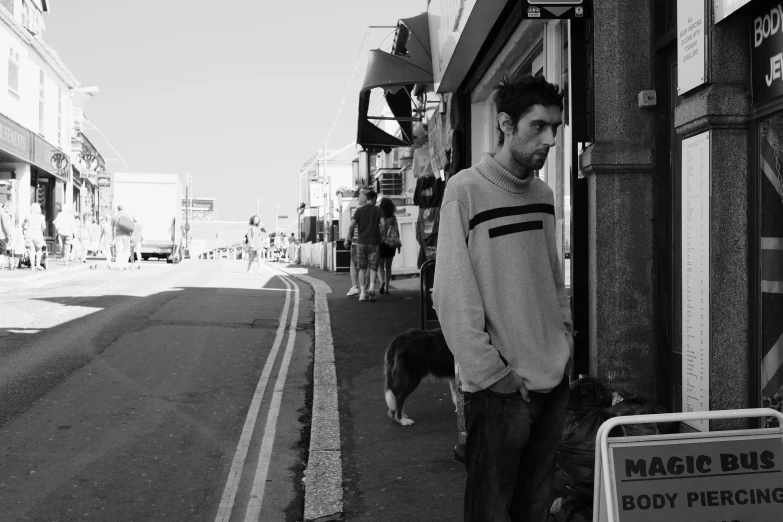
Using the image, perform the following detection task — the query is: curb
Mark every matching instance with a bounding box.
[275,267,343,521]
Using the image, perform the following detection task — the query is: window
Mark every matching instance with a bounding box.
[38,69,45,134]
[8,48,19,99]
[21,0,28,28]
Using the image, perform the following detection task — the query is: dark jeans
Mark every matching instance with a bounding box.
[463,376,569,522]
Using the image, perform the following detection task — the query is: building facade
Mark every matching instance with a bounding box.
[349,0,782,431]
[0,0,106,249]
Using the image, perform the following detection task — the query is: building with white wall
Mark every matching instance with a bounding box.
[0,0,98,249]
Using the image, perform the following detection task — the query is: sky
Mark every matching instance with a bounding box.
[44,0,426,230]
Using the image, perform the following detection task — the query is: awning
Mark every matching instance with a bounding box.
[357,12,433,154]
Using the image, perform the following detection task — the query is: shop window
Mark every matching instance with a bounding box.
[8,47,19,100]
[759,117,783,427]
[38,69,45,134]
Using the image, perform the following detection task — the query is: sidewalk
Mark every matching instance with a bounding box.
[0,256,92,284]
[279,264,464,521]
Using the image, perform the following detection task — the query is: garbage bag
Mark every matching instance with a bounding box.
[548,495,592,522]
[557,377,613,498]
[604,395,675,437]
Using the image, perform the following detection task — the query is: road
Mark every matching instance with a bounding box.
[0,259,313,522]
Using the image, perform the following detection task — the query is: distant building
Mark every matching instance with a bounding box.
[182,197,215,221]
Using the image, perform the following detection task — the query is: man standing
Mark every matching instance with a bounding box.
[344,187,368,297]
[111,205,134,270]
[0,200,13,269]
[53,204,75,265]
[347,189,385,302]
[433,74,573,522]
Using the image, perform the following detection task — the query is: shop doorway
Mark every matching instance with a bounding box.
[653,37,682,412]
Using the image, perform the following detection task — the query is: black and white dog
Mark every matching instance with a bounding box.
[384,328,458,426]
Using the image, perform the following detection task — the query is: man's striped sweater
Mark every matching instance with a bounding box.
[433,153,573,393]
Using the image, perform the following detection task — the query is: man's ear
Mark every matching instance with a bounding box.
[497,112,515,135]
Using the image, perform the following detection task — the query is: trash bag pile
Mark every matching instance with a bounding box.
[547,377,676,522]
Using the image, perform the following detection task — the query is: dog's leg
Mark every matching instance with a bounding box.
[395,376,421,426]
[448,378,459,413]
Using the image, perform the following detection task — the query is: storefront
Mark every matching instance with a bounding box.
[750,0,783,426]
[426,0,588,363]
[0,112,70,244]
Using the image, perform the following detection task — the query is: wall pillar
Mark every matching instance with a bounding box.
[579,0,657,396]
[674,13,750,430]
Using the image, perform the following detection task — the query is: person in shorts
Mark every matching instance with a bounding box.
[111,205,134,270]
[347,189,385,302]
[23,203,47,270]
[344,187,368,297]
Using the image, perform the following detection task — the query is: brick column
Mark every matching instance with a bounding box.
[579,0,657,396]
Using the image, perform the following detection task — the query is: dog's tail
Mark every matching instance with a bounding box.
[384,342,398,413]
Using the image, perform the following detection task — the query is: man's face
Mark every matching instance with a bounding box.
[502,104,562,171]
[358,191,367,205]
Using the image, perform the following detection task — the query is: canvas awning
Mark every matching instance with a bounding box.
[357,12,433,153]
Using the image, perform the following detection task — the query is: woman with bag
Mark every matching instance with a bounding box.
[378,197,401,295]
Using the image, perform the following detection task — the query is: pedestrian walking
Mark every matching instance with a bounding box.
[89,217,101,256]
[23,203,47,271]
[433,73,573,522]
[77,214,91,264]
[10,216,24,270]
[0,200,14,270]
[287,233,296,263]
[111,205,134,270]
[129,218,143,270]
[377,197,401,295]
[53,204,76,265]
[345,187,368,297]
[347,189,385,302]
[281,233,290,262]
[96,216,113,269]
[245,215,266,274]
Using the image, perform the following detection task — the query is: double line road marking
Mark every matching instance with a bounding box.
[214,272,300,522]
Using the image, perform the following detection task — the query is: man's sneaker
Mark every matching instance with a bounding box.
[346,286,360,297]
[358,294,368,302]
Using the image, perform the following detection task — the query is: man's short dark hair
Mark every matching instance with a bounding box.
[365,190,377,201]
[492,73,564,147]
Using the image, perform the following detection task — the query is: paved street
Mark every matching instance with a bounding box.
[0,259,313,522]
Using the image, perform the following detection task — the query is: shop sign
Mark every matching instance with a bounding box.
[677,0,706,94]
[50,152,69,174]
[523,1,592,19]
[32,135,67,182]
[97,176,111,188]
[0,113,30,161]
[752,0,783,105]
[598,433,783,521]
[714,0,752,24]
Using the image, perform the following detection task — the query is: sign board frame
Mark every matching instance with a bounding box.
[593,408,783,522]
[681,130,711,431]
[677,0,708,95]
